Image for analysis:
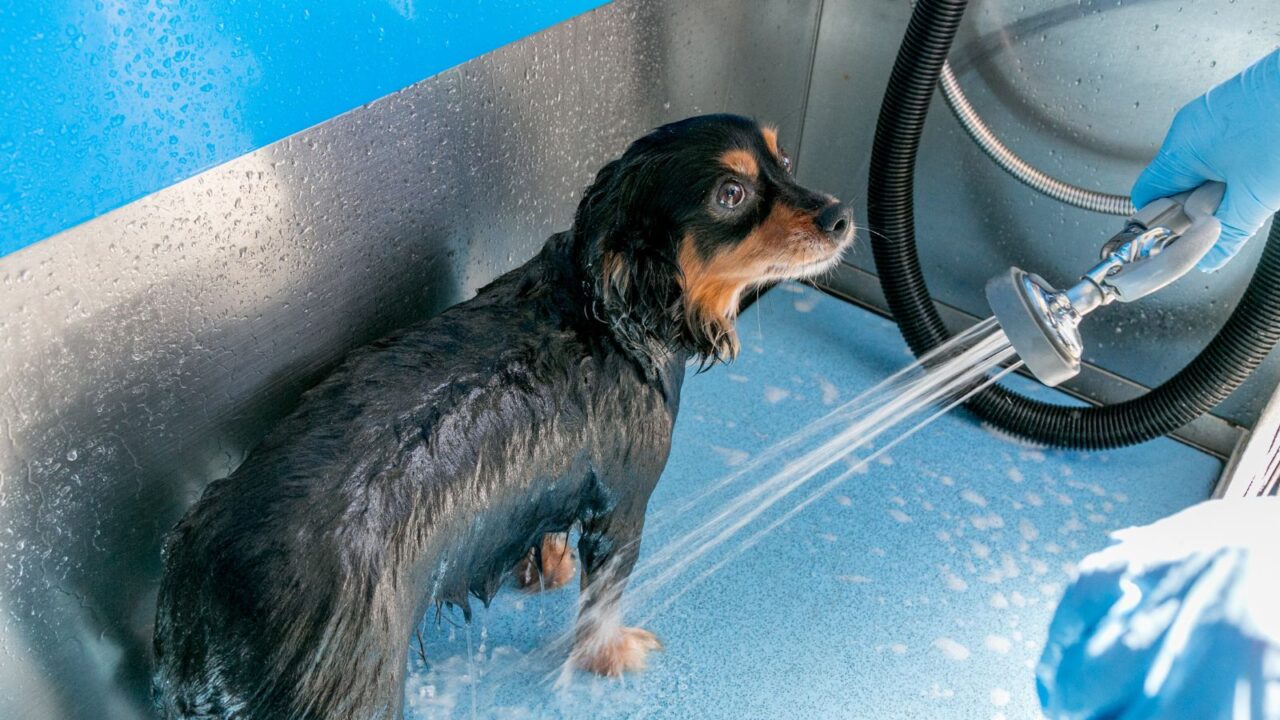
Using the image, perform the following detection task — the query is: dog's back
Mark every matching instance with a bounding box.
[153,114,855,718]
[152,233,676,719]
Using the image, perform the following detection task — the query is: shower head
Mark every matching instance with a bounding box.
[985,268,1082,387]
[986,182,1226,387]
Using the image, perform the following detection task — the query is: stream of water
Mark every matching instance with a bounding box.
[411,315,1026,716]
[555,318,1023,663]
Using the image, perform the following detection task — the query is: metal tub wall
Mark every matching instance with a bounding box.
[799,0,1279,440]
[0,2,824,717]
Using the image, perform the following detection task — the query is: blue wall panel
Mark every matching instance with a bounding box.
[0,0,607,257]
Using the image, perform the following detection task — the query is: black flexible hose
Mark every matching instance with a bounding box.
[868,0,1280,449]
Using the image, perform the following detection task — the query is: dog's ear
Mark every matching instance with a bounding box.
[575,154,683,352]
[574,149,740,367]
[574,157,632,299]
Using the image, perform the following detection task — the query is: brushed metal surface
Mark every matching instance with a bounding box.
[0,1,824,717]
[799,0,1280,429]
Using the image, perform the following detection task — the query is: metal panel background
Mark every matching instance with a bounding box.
[0,1,823,717]
[799,0,1279,430]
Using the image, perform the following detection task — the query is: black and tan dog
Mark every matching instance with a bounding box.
[152,114,854,719]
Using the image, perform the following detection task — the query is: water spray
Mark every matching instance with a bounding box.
[986,182,1226,387]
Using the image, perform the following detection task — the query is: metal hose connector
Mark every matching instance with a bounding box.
[939,61,1136,216]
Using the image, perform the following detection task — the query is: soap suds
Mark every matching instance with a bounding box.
[933,637,971,661]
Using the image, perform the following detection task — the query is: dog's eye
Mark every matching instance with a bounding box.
[780,152,793,173]
[716,180,746,209]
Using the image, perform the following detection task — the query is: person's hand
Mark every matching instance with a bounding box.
[1131,49,1280,271]
[1036,498,1280,719]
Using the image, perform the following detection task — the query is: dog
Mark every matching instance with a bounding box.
[152,114,855,719]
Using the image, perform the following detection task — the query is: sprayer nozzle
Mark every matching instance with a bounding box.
[985,268,1083,387]
[982,183,1225,388]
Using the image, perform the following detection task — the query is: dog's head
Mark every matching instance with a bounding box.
[575,114,854,365]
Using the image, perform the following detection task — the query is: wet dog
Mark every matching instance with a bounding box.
[152,114,854,719]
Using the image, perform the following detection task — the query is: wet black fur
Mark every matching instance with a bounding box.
[152,114,847,719]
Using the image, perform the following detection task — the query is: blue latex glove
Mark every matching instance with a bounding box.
[1037,498,1280,720]
[1131,49,1280,271]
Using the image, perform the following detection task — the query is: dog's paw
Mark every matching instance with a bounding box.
[514,533,576,592]
[572,627,662,677]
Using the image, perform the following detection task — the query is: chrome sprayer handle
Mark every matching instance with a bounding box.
[1067,182,1226,314]
[986,182,1225,387]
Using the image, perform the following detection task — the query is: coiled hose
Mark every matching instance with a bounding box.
[868,0,1280,449]
[938,62,1135,216]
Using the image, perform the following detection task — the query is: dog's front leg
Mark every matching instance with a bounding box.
[569,506,660,676]
[513,532,576,592]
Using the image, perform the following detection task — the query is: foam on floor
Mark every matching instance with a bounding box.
[405,283,1220,720]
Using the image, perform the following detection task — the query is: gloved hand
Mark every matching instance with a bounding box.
[1131,49,1280,271]
[1036,498,1280,720]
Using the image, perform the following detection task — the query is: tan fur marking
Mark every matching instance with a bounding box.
[719,148,758,178]
[762,126,781,160]
[513,533,576,592]
[678,200,831,359]
[600,251,627,297]
[574,627,662,677]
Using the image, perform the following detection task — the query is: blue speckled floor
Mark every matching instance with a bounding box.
[405,283,1220,720]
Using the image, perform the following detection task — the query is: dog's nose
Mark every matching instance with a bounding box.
[815,202,853,239]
